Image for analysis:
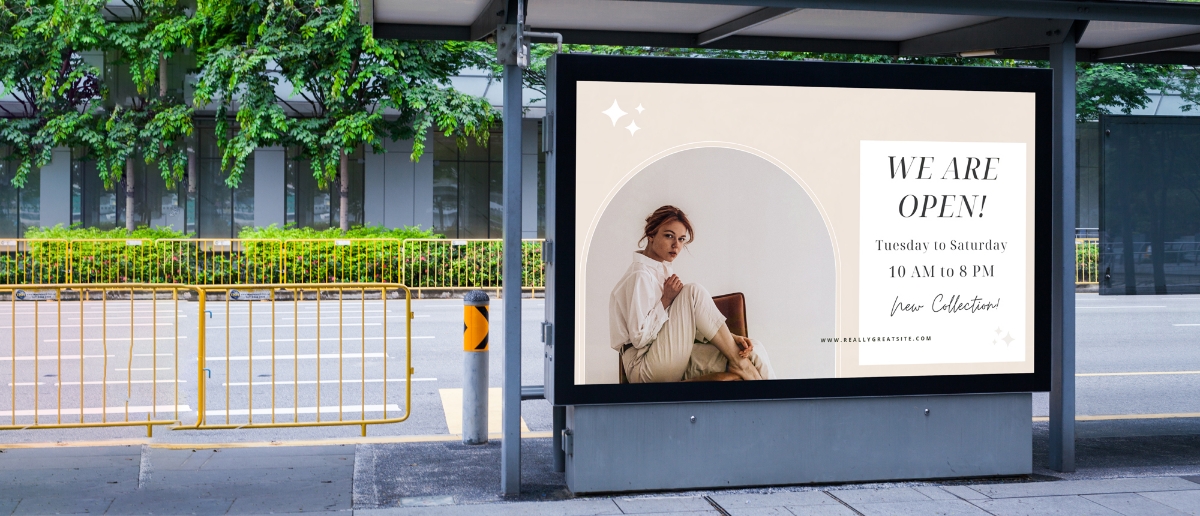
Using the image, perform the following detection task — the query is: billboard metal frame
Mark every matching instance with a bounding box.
[546,53,1053,406]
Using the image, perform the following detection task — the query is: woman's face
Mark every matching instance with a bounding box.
[645,219,688,262]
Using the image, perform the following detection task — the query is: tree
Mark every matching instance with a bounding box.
[0,0,107,188]
[101,0,194,233]
[194,0,496,233]
[514,44,1200,123]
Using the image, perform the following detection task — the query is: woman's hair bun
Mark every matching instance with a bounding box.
[640,205,694,247]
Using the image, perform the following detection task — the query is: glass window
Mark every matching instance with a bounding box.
[285,147,363,230]
[71,149,118,230]
[431,128,503,238]
[195,119,254,238]
[0,147,21,236]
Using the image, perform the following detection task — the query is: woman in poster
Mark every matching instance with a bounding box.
[610,205,770,383]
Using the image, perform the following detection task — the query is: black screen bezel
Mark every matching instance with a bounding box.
[549,54,1052,406]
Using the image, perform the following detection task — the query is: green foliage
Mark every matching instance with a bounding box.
[1077,240,1099,283]
[24,223,188,239]
[0,224,547,288]
[99,0,194,192]
[0,0,108,187]
[192,0,496,193]
[238,223,439,240]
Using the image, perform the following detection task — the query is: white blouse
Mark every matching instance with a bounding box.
[609,252,671,351]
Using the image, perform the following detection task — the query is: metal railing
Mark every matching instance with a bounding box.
[179,283,413,435]
[1077,238,1099,285]
[0,284,191,435]
[0,238,546,295]
[0,282,416,436]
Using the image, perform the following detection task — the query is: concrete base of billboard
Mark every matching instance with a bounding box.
[563,392,1031,494]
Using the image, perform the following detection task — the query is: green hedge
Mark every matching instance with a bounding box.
[1,224,546,288]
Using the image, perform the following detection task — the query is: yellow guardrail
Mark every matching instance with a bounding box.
[176,283,413,435]
[0,283,191,435]
[0,238,546,296]
[1077,238,1099,285]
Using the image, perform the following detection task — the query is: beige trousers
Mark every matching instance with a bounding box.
[624,283,765,383]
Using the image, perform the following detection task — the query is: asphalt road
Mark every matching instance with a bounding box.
[2,292,1199,444]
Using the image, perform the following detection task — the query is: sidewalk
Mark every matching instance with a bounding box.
[4,419,1200,514]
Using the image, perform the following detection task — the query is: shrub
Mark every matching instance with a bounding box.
[1,223,546,288]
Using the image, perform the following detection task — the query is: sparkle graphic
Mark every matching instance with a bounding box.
[635,104,645,114]
[602,100,627,126]
[995,327,1003,335]
[1002,332,1015,345]
[625,120,640,135]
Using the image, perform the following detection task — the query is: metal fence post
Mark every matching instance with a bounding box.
[463,290,490,444]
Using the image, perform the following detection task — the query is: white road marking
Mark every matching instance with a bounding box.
[205,353,386,361]
[209,323,382,329]
[225,378,435,386]
[8,404,189,416]
[1173,324,1200,326]
[43,337,188,342]
[117,368,173,371]
[1077,306,1166,309]
[0,324,167,329]
[1,355,113,361]
[205,404,400,416]
[255,337,431,342]
[57,379,187,385]
[67,316,187,321]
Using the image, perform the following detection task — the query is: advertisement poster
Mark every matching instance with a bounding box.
[574,79,1037,385]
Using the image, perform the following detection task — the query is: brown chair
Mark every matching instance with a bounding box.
[619,292,748,384]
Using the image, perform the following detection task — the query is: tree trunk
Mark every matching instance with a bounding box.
[159,56,167,98]
[125,157,135,234]
[187,144,196,195]
[339,150,349,234]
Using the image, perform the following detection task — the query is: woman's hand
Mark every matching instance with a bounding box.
[661,274,683,309]
[734,335,754,358]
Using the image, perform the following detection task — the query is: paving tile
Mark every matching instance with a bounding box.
[972,478,1200,499]
[225,489,352,514]
[0,499,17,515]
[614,495,713,513]
[11,497,114,515]
[853,499,990,516]
[975,495,1123,515]
[941,486,989,501]
[105,494,235,515]
[826,487,930,505]
[0,455,139,470]
[355,498,624,515]
[1084,493,1188,516]
[710,491,837,509]
[1141,490,1200,515]
[913,486,960,501]
[722,507,794,516]
[782,505,858,516]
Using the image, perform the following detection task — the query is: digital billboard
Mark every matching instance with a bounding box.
[546,54,1050,405]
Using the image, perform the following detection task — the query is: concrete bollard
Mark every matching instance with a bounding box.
[463,290,490,445]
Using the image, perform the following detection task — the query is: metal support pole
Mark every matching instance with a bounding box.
[1049,29,1077,473]
[501,8,525,492]
[463,290,490,445]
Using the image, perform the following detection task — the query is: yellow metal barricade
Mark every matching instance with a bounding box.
[177,283,413,435]
[1076,237,1099,285]
[0,283,192,435]
[403,238,545,298]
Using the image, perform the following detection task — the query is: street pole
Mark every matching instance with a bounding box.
[499,0,525,496]
[1049,27,1077,473]
[463,290,490,445]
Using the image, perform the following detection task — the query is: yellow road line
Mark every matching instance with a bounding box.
[1033,412,1200,422]
[1078,371,1200,377]
[0,431,554,450]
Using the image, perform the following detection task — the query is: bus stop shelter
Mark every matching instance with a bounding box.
[370,0,1200,495]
